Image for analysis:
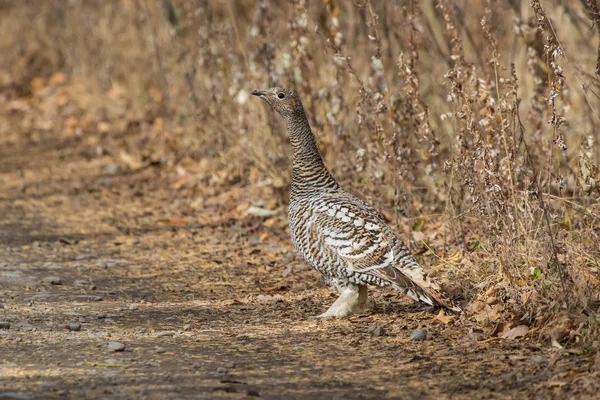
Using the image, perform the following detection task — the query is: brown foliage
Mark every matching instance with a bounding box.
[1,0,599,343]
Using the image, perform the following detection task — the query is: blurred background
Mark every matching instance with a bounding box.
[1,0,599,331]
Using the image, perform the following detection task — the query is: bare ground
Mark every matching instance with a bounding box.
[1,126,599,400]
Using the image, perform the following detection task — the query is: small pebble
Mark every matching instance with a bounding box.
[410,328,428,341]
[66,323,81,332]
[129,304,138,311]
[368,324,385,337]
[155,347,166,354]
[156,331,175,337]
[108,341,126,352]
[104,163,120,175]
[42,276,61,285]
[97,312,107,319]
[0,321,10,329]
[225,361,236,369]
[216,367,228,373]
[15,322,34,331]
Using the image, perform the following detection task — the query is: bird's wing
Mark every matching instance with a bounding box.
[311,199,460,312]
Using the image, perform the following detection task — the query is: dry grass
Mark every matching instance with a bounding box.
[1,0,599,345]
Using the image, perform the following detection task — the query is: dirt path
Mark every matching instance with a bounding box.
[0,132,598,399]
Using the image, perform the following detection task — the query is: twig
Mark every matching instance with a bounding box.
[514,83,571,307]
[138,0,169,117]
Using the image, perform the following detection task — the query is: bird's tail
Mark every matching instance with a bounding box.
[388,246,461,312]
[401,277,462,313]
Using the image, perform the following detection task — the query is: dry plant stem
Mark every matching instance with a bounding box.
[516,100,570,308]
[227,1,250,70]
[138,0,169,116]
[487,19,520,234]
[365,0,400,224]
[183,56,202,120]
[532,0,600,125]
[540,192,600,221]
[584,0,600,75]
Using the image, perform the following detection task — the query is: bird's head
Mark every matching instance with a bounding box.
[251,87,304,120]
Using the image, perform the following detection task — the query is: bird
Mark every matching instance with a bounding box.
[252,87,461,317]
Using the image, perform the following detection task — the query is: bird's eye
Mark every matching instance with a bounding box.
[277,92,285,99]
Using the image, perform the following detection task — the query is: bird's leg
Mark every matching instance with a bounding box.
[309,284,368,318]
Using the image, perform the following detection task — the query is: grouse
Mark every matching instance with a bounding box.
[252,87,460,317]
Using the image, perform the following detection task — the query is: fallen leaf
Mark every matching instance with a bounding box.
[259,231,270,241]
[171,174,194,190]
[119,150,144,170]
[98,122,111,133]
[246,206,277,217]
[86,361,123,368]
[521,291,532,305]
[434,309,453,325]
[469,300,485,313]
[50,72,67,85]
[474,303,503,324]
[546,381,567,387]
[490,322,510,337]
[158,218,190,225]
[261,285,287,292]
[500,325,529,340]
[31,77,45,93]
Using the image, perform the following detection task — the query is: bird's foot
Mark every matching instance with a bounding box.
[307,284,368,319]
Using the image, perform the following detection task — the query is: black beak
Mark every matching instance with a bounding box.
[251,89,264,96]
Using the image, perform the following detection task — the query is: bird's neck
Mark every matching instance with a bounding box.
[285,114,337,194]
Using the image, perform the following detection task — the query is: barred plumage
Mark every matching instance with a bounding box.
[252,87,460,317]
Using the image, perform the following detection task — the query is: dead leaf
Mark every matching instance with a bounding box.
[469,300,485,313]
[158,218,190,225]
[546,381,567,387]
[98,122,111,133]
[153,117,164,132]
[259,231,270,241]
[474,304,503,324]
[246,206,277,217]
[261,285,287,292]
[490,322,510,337]
[171,174,194,190]
[521,291,532,305]
[50,72,67,85]
[119,150,144,170]
[31,77,45,93]
[434,309,453,325]
[500,325,529,340]
[10,99,30,112]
